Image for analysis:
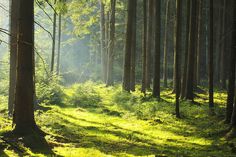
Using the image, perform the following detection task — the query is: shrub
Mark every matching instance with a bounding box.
[65,82,101,108]
[36,70,65,105]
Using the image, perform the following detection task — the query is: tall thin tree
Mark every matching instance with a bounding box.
[146,0,154,89]
[51,0,57,73]
[181,0,190,98]
[8,0,19,116]
[56,12,62,75]
[175,0,182,118]
[123,0,135,91]
[130,0,137,91]
[163,0,170,88]
[185,0,197,101]
[227,0,236,133]
[106,0,116,86]
[99,0,107,82]
[152,0,161,98]
[209,0,214,108]
[141,0,147,93]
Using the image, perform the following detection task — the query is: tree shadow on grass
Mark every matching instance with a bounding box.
[1,131,60,157]
[44,111,232,156]
[0,141,10,157]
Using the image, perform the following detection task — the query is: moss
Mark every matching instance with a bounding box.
[0,83,234,156]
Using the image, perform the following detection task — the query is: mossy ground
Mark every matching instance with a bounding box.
[0,82,235,157]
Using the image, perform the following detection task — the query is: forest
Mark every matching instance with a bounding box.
[0,0,235,156]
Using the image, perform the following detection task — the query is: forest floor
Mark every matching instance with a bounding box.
[0,82,235,157]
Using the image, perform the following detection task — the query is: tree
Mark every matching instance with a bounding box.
[209,0,214,109]
[8,0,19,116]
[106,0,116,86]
[184,0,197,101]
[181,0,190,98]
[227,0,236,132]
[196,0,202,85]
[225,0,236,123]
[13,0,39,134]
[123,0,136,92]
[99,0,107,82]
[220,0,227,89]
[146,0,154,89]
[130,0,137,91]
[51,0,57,73]
[141,0,147,93]
[56,12,62,75]
[152,0,161,98]
[163,0,170,88]
[174,0,182,118]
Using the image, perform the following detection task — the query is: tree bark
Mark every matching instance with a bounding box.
[141,0,147,93]
[9,0,19,116]
[100,0,107,82]
[181,0,190,99]
[130,0,137,91]
[106,0,116,86]
[123,0,136,91]
[225,0,236,123]
[51,0,57,73]
[175,0,182,118]
[13,0,38,134]
[196,0,202,85]
[56,13,62,75]
[220,0,227,89]
[185,0,197,101]
[209,0,214,108]
[229,0,236,127]
[146,0,154,89]
[163,0,170,88]
[152,0,161,98]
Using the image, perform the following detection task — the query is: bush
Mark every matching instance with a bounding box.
[65,82,101,108]
[36,80,64,105]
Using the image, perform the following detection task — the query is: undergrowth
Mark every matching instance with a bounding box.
[0,82,234,157]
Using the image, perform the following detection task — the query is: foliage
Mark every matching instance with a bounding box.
[35,62,65,105]
[0,83,234,156]
[63,81,102,108]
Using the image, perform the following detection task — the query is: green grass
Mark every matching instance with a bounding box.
[0,82,235,157]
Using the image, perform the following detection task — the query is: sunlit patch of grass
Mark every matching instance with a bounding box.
[0,82,234,156]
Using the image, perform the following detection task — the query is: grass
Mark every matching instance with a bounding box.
[0,82,235,156]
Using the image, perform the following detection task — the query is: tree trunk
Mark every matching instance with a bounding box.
[175,0,182,118]
[185,0,197,101]
[130,0,137,91]
[106,0,116,86]
[225,0,236,123]
[220,0,227,89]
[100,0,107,82]
[51,0,57,73]
[13,0,38,134]
[141,0,147,93]
[163,0,170,88]
[105,11,110,82]
[146,0,154,89]
[196,0,202,85]
[56,13,62,75]
[228,0,236,128]
[152,0,161,98]
[123,0,136,91]
[181,0,190,99]
[9,0,19,116]
[209,0,214,108]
